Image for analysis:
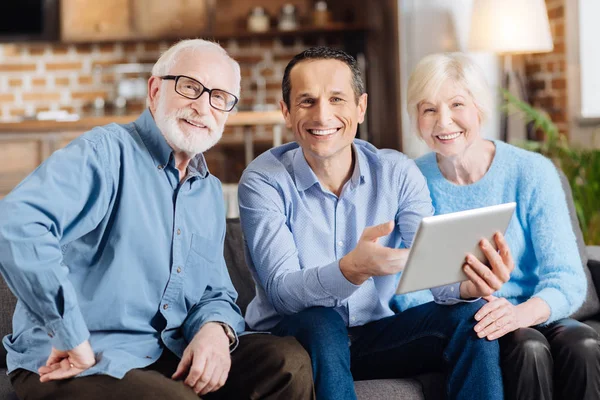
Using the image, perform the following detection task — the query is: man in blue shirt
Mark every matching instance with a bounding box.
[238,47,513,400]
[0,39,313,400]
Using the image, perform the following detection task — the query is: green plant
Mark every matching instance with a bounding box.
[502,89,600,245]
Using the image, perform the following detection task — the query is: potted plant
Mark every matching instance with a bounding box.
[503,90,600,245]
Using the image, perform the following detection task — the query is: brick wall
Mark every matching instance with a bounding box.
[0,38,322,121]
[524,0,568,135]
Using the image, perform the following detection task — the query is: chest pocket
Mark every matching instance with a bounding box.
[184,233,221,306]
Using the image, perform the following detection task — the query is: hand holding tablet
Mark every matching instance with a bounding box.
[395,202,516,295]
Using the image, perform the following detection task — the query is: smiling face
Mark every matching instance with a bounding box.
[280,59,367,167]
[148,50,237,155]
[417,79,482,158]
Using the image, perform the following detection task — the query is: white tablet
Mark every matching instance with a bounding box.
[395,202,516,295]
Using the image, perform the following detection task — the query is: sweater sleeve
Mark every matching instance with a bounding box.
[527,158,587,323]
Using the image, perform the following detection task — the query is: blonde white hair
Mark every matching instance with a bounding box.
[406,52,492,136]
[151,39,241,96]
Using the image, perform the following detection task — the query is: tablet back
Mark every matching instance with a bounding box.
[395,202,516,295]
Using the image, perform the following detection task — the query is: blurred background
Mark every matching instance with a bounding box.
[0,0,598,242]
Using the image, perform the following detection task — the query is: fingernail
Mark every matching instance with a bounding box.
[474,325,480,332]
[475,314,481,320]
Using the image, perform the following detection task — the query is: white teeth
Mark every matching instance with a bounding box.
[437,132,461,140]
[309,128,338,136]
[185,119,206,128]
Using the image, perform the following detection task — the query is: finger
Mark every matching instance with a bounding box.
[172,351,192,380]
[466,255,503,292]
[46,353,64,367]
[39,361,83,382]
[195,360,217,395]
[483,295,497,303]
[199,365,222,395]
[494,232,515,272]
[38,363,61,375]
[487,318,517,341]
[463,264,494,297]
[217,368,229,391]
[475,305,507,335]
[474,296,504,321]
[184,353,207,388]
[479,239,511,283]
[361,221,394,242]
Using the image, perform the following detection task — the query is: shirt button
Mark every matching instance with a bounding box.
[350,316,356,322]
[337,241,344,247]
[163,304,169,310]
[157,164,163,170]
[450,286,455,292]
[177,229,181,235]
[177,266,182,273]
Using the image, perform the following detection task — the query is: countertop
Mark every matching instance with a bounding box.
[0,110,285,133]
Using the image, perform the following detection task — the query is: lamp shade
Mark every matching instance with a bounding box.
[469,0,554,54]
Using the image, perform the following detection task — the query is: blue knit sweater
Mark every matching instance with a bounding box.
[413,140,586,324]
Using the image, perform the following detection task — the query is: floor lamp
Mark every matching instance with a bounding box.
[468,0,554,142]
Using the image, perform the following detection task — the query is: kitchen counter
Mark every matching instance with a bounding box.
[0,110,285,133]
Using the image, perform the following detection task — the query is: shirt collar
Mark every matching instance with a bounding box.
[292,142,366,192]
[134,108,209,178]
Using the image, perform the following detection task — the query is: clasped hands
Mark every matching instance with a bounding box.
[39,322,231,395]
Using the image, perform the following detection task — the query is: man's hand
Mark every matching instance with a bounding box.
[474,296,551,340]
[459,232,514,299]
[172,322,231,395]
[38,340,95,382]
[340,221,409,285]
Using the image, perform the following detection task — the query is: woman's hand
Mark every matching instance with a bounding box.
[474,296,551,340]
[460,232,514,298]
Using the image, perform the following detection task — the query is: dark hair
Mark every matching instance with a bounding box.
[281,46,365,109]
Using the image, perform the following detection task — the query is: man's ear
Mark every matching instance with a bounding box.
[357,93,368,124]
[280,99,293,129]
[147,76,161,112]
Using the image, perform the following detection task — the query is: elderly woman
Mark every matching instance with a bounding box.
[404,52,600,400]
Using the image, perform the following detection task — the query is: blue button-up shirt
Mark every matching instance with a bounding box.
[0,109,244,378]
[239,140,466,331]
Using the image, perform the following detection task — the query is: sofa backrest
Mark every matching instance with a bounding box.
[0,168,597,369]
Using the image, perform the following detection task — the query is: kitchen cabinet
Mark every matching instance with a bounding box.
[131,0,209,40]
[61,0,210,42]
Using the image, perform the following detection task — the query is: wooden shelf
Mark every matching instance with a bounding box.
[209,23,368,41]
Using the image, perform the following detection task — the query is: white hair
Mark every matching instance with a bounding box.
[406,52,492,136]
[151,39,241,96]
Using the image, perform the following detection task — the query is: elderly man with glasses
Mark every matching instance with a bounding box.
[0,39,314,400]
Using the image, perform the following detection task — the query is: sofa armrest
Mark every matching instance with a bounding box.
[587,246,600,322]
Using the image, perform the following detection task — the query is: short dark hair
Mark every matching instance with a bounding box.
[281,46,365,109]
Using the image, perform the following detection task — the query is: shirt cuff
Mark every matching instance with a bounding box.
[317,260,362,300]
[45,307,90,351]
[432,282,481,305]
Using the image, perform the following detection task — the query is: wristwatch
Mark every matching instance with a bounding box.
[217,322,236,347]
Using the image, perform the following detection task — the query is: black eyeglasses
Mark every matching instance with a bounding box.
[160,75,239,112]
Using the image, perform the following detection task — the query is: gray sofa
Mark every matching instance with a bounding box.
[1,173,599,399]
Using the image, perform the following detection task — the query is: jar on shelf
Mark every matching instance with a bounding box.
[278,4,298,31]
[312,1,331,27]
[247,7,270,32]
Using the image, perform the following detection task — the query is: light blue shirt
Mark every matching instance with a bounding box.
[0,109,244,379]
[238,140,464,331]
[410,140,586,323]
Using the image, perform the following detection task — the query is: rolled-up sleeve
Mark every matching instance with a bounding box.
[0,132,113,350]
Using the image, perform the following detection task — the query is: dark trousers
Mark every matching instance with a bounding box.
[271,301,504,400]
[10,333,315,400]
[500,318,600,400]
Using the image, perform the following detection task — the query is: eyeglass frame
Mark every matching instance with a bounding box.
[159,75,239,112]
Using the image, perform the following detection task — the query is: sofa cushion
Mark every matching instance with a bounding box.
[0,280,16,369]
[224,218,256,316]
[558,171,600,320]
